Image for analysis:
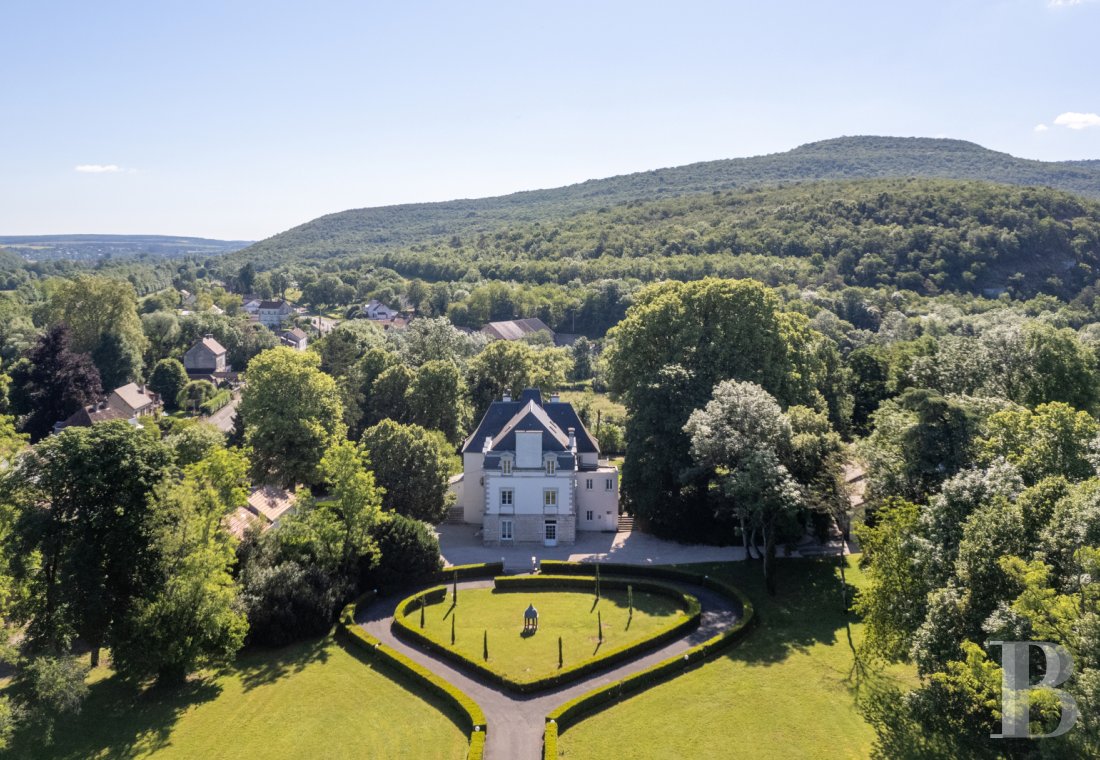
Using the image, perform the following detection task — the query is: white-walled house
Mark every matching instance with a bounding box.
[257,300,293,328]
[458,388,619,546]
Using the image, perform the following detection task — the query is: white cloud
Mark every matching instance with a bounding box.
[1034,123,1049,132]
[74,164,122,173]
[1053,112,1100,130]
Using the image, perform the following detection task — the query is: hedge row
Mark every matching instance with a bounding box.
[544,720,558,758]
[391,575,701,694]
[337,593,487,760]
[434,562,505,583]
[199,389,232,415]
[541,564,757,759]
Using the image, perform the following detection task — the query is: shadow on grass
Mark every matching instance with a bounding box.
[235,636,331,691]
[7,673,222,760]
[340,639,470,735]
[680,556,857,667]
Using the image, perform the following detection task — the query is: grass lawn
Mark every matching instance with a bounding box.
[557,556,915,760]
[557,390,627,423]
[402,588,688,684]
[6,636,468,760]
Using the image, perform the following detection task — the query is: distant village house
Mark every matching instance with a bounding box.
[362,299,400,320]
[57,382,162,432]
[280,327,309,351]
[257,300,293,328]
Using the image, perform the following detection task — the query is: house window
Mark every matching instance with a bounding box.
[585,478,593,490]
[546,459,556,475]
[606,478,614,491]
[501,520,513,541]
[586,510,594,521]
[544,489,557,507]
[501,458,512,475]
[500,489,513,506]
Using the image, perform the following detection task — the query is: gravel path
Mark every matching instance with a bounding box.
[358,576,743,760]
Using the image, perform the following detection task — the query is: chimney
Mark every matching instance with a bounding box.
[567,427,576,450]
[205,333,214,340]
[550,393,560,403]
[483,436,493,453]
[139,384,146,394]
[502,391,511,402]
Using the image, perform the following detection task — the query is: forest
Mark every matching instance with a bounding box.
[229,135,1100,268]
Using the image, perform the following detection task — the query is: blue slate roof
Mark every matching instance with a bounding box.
[462,389,600,455]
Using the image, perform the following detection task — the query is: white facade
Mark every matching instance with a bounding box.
[258,301,293,328]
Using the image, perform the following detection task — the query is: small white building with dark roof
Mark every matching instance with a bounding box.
[258,300,293,328]
[458,388,618,546]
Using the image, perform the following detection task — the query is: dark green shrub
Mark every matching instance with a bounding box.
[241,560,344,646]
[361,513,443,591]
[148,358,188,411]
[199,389,232,415]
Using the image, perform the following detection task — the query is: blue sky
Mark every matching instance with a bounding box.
[2,0,1099,240]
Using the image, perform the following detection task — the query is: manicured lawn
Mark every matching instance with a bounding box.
[402,587,688,683]
[7,636,469,760]
[557,556,915,760]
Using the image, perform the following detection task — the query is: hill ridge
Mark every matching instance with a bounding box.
[231,135,1100,267]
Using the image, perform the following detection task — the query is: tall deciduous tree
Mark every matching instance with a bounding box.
[9,422,171,664]
[360,420,453,524]
[368,364,413,427]
[466,340,571,418]
[684,379,802,594]
[978,401,1099,484]
[41,275,147,385]
[239,348,345,487]
[408,360,469,445]
[280,441,383,577]
[11,325,102,442]
[148,358,188,412]
[606,278,844,539]
[112,450,249,684]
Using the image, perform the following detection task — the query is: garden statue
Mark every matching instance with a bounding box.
[524,603,539,632]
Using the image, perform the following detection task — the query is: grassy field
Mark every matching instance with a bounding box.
[557,390,627,424]
[558,556,914,760]
[7,637,468,760]
[402,588,686,683]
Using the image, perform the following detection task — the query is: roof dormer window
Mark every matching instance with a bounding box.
[501,457,513,475]
[545,459,556,475]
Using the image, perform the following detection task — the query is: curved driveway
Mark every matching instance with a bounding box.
[358,577,743,760]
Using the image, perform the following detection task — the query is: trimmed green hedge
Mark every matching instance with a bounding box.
[199,389,232,415]
[435,562,504,583]
[544,720,558,759]
[337,593,487,760]
[541,563,756,760]
[392,575,701,694]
